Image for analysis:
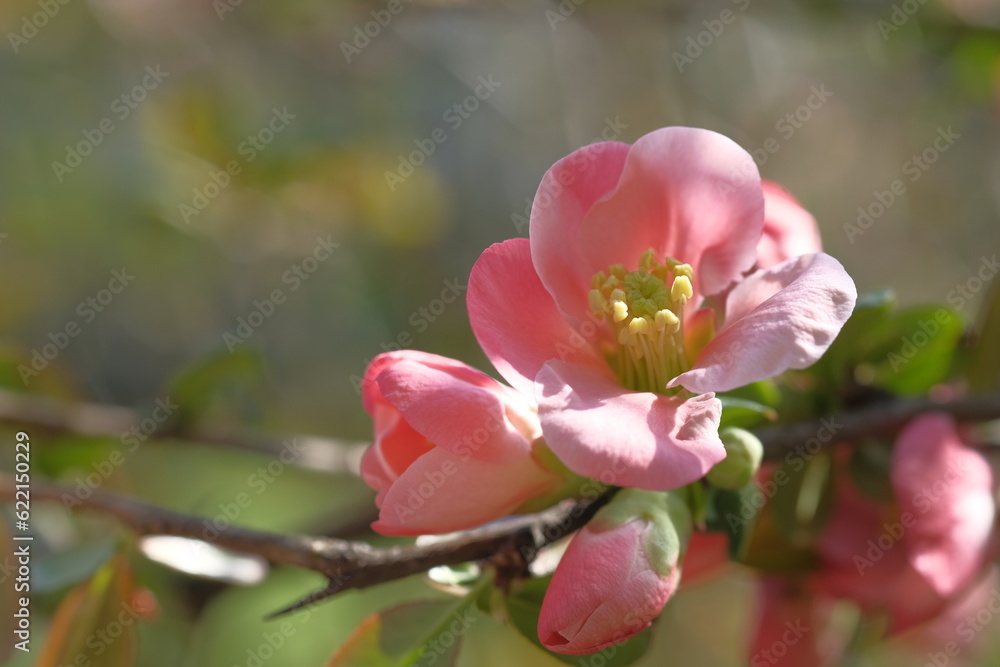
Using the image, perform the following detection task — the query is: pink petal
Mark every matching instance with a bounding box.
[530,141,632,323]
[372,447,561,536]
[539,519,678,655]
[359,402,432,504]
[578,127,764,302]
[362,350,486,414]
[681,531,730,584]
[892,413,995,598]
[536,360,725,491]
[376,358,538,464]
[468,238,606,397]
[671,253,856,394]
[750,578,840,666]
[756,181,823,270]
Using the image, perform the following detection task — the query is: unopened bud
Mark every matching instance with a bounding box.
[706,427,763,489]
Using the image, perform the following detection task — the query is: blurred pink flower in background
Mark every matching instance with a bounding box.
[360,350,565,536]
[756,181,824,270]
[751,412,996,663]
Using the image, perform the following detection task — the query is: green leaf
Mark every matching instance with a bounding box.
[327,574,492,667]
[848,440,894,503]
[709,484,816,572]
[504,577,651,666]
[327,602,463,667]
[967,279,1000,392]
[864,306,964,395]
[812,288,895,386]
[770,451,835,548]
[34,536,119,593]
[165,348,265,427]
[36,554,139,667]
[717,397,778,430]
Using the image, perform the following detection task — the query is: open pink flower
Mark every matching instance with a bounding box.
[757,181,824,270]
[360,350,565,536]
[469,127,856,491]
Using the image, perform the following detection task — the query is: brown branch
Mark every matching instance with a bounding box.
[1,391,999,612]
[756,391,1000,458]
[0,473,610,612]
[0,387,366,475]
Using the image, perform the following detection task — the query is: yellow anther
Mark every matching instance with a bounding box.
[639,248,657,271]
[671,275,693,302]
[587,248,696,395]
[612,300,629,323]
[629,316,650,336]
[655,309,680,332]
[588,289,608,315]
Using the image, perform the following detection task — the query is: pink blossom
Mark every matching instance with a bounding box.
[756,181,824,270]
[360,350,565,536]
[469,127,856,490]
[750,413,996,662]
[750,578,843,667]
[815,413,995,631]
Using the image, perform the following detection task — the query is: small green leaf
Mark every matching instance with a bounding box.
[166,348,265,427]
[718,397,778,430]
[812,289,895,386]
[34,537,119,593]
[36,554,139,667]
[865,306,964,395]
[709,484,816,572]
[328,574,493,667]
[848,440,895,503]
[770,452,835,547]
[326,601,464,667]
[967,279,1000,392]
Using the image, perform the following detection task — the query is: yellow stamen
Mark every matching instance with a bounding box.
[588,248,695,395]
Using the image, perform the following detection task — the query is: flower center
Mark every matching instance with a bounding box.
[588,248,693,394]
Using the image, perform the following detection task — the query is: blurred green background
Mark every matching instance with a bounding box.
[1,0,1000,665]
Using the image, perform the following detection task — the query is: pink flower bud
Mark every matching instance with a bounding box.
[360,350,564,536]
[538,490,691,655]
